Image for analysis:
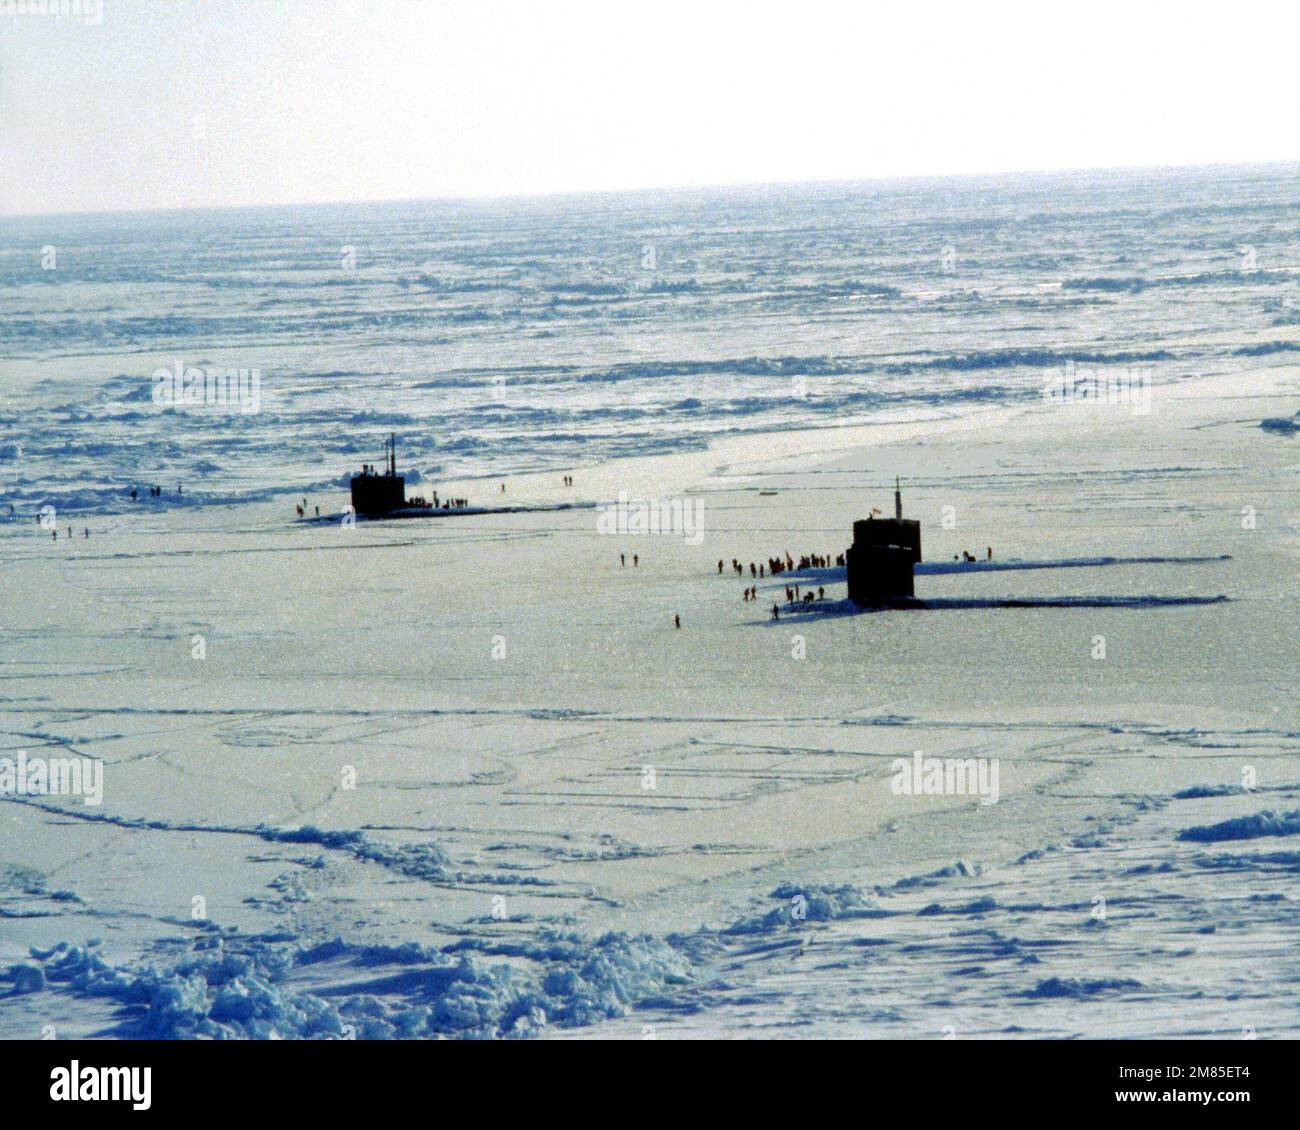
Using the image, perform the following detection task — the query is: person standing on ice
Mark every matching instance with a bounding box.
[620,553,625,567]
[633,554,638,567]
[772,603,779,620]
[674,614,681,629]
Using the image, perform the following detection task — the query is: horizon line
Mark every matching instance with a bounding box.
[4,156,1299,223]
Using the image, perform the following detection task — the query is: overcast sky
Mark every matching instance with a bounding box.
[1,0,1296,216]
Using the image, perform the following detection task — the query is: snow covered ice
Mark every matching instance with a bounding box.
[2,166,1298,1039]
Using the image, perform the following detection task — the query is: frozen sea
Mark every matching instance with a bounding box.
[0,165,1298,1039]
[3,163,1300,510]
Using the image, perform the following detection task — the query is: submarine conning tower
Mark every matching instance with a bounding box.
[846,476,922,604]
[349,432,407,515]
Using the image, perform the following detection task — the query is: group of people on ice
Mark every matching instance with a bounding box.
[718,549,845,580]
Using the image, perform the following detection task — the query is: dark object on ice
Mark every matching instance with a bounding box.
[350,433,412,515]
[846,477,922,605]
[1259,415,1298,434]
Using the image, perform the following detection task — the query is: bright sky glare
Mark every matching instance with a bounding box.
[1,0,1296,216]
